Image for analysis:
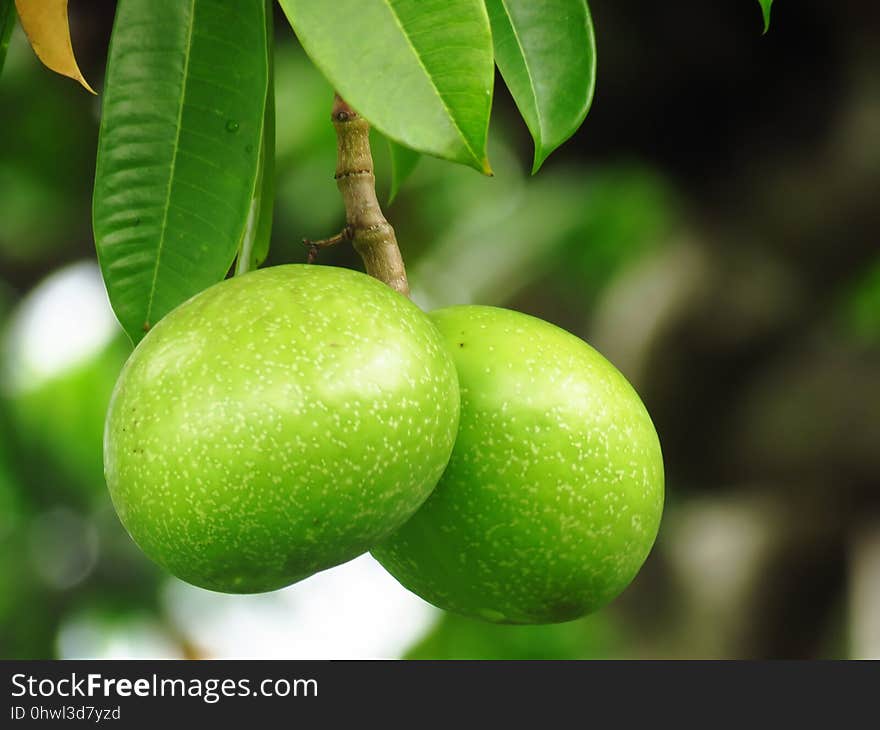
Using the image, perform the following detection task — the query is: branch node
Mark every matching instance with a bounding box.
[302,227,352,264]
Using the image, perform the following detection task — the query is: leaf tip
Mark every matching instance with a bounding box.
[759,0,773,33]
[531,147,550,176]
[77,73,96,95]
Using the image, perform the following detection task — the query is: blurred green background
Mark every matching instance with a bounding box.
[1,0,878,659]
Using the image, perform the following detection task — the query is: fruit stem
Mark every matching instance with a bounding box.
[331,94,410,297]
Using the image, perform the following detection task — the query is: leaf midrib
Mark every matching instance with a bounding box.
[144,0,197,327]
[497,0,542,144]
[384,0,482,167]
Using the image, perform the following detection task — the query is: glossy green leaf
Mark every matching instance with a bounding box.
[248,60,275,269]
[759,0,773,32]
[388,139,420,204]
[0,0,15,77]
[93,0,269,342]
[279,0,494,173]
[486,0,596,173]
[236,1,275,274]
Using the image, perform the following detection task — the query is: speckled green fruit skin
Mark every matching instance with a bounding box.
[104,265,460,594]
[372,305,664,624]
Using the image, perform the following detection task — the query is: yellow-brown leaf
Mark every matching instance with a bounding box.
[15,0,95,93]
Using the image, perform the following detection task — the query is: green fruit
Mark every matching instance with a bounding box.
[373,305,664,624]
[104,265,460,593]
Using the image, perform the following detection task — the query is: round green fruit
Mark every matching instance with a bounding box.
[104,265,460,593]
[372,305,664,624]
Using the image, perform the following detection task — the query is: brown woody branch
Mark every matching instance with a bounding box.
[329,94,410,297]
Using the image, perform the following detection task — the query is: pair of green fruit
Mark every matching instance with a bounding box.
[105,265,664,624]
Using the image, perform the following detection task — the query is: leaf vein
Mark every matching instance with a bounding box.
[384,1,481,166]
[497,0,541,143]
[144,0,197,326]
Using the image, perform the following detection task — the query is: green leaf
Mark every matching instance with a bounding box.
[236,0,275,274]
[278,0,494,173]
[0,0,15,77]
[388,139,420,204]
[93,0,269,343]
[486,0,596,173]
[759,0,773,32]
[248,60,275,269]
